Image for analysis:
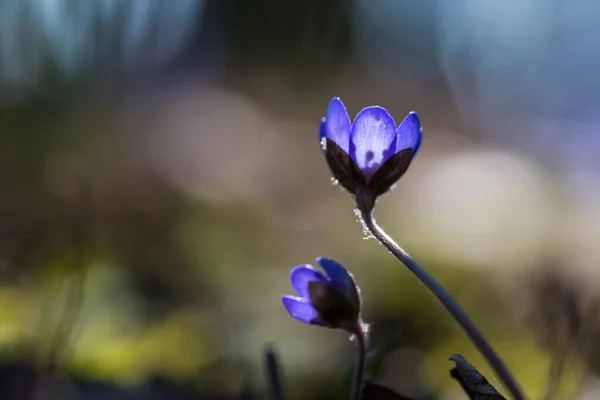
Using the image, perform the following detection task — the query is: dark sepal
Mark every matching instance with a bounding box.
[449,354,507,400]
[308,280,359,331]
[367,148,414,197]
[323,138,368,194]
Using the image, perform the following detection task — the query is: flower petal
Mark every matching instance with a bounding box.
[319,117,326,149]
[290,264,328,299]
[316,257,360,310]
[282,295,323,325]
[396,112,422,154]
[349,106,397,178]
[324,98,352,153]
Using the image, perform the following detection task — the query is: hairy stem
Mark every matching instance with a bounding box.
[351,324,366,400]
[359,208,525,400]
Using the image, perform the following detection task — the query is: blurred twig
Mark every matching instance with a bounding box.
[528,267,600,399]
[43,266,87,375]
[46,186,94,373]
[264,344,285,400]
[31,185,95,400]
[543,337,570,400]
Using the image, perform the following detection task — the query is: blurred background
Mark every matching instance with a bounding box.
[1,0,600,399]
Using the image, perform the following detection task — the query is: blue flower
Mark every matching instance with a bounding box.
[319,97,422,208]
[282,257,361,331]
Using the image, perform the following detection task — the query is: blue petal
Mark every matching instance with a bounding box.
[282,295,324,325]
[349,106,397,178]
[319,118,326,150]
[324,97,351,153]
[290,264,328,299]
[395,112,422,154]
[315,257,359,308]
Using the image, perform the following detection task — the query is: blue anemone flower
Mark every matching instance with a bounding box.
[282,257,361,331]
[319,97,422,207]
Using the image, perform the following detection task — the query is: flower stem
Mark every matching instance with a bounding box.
[358,208,525,400]
[351,323,366,400]
[264,344,285,400]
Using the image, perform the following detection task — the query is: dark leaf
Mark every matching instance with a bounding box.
[449,354,507,400]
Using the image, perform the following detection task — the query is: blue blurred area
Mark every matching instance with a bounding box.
[0,0,205,94]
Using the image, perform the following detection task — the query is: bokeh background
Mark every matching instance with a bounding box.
[1,1,600,399]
